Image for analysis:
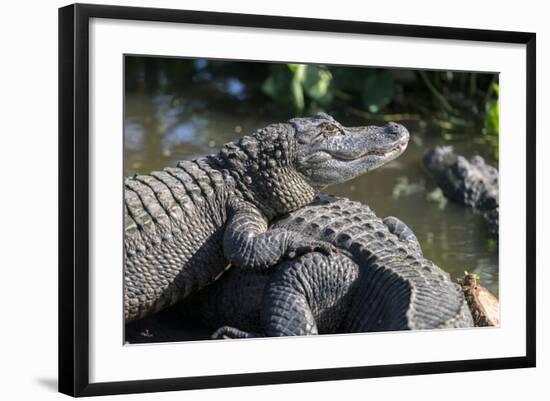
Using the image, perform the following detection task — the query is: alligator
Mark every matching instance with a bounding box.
[423,146,499,237]
[124,113,410,322]
[181,194,474,338]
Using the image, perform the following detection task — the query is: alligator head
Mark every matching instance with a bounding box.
[291,113,409,189]
[212,113,409,217]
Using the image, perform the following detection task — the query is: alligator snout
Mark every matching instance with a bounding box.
[384,122,409,142]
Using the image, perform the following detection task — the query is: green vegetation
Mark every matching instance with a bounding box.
[482,83,500,159]
[125,57,499,160]
[262,64,333,113]
[259,64,499,158]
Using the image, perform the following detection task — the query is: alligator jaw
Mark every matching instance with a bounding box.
[334,140,409,161]
[294,118,410,189]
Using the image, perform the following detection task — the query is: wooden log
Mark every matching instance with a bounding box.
[459,273,500,327]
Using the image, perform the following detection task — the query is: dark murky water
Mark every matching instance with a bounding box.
[124,83,499,296]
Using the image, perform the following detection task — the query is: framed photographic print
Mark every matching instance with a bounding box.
[58,3,536,397]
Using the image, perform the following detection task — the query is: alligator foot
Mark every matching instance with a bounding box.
[383,216,423,256]
[211,326,259,339]
[260,252,361,336]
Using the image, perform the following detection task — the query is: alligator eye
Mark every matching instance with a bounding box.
[309,122,342,143]
[320,122,343,137]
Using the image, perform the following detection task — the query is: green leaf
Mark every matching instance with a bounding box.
[362,71,396,113]
[291,65,307,113]
[261,64,307,113]
[290,77,305,114]
[483,82,499,136]
[261,65,292,100]
[261,64,335,113]
[331,68,371,93]
[261,75,279,98]
[483,99,499,135]
[303,66,333,104]
[487,238,497,252]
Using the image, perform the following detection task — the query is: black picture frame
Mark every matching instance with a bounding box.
[58,3,536,397]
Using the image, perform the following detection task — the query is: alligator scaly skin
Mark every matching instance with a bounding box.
[124,114,410,322]
[423,146,499,237]
[124,159,230,321]
[184,195,474,337]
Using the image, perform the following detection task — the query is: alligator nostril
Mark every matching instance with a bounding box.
[385,122,408,139]
[385,122,399,135]
[389,122,401,130]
